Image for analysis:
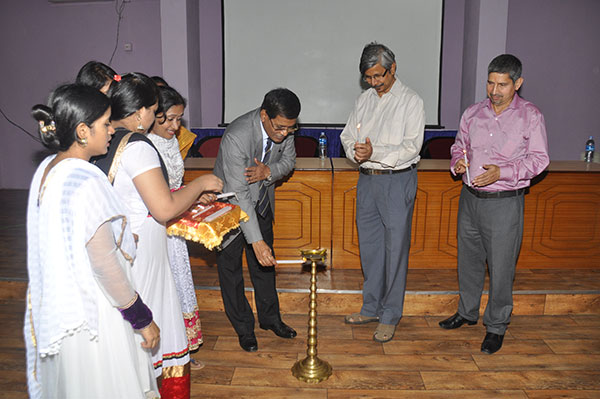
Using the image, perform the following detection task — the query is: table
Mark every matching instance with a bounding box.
[184,158,600,269]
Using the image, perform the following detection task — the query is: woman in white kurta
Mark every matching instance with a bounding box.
[25,84,160,399]
[148,86,203,357]
[94,73,222,397]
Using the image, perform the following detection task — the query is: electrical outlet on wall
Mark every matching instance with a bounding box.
[124,43,133,52]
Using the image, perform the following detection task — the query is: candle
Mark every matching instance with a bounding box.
[463,149,471,186]
[357,122,368,144]
[216,192,237,200]
[276,259,305,264]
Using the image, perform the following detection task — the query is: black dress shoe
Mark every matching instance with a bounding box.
[481,332,504,354]
[439,312,477,329]
[238,333,258,352]
[259,321,297,339]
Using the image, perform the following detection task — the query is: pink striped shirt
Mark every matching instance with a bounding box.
[450,93,549,191]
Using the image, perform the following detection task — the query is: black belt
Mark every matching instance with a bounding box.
[359,164,416,175]
[465,184,527,199]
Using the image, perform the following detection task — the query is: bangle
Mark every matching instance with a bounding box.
[118,293,153,330]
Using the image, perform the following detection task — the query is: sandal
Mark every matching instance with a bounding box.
[190,358,205,370]
[373,323,396,343]
[344,312,379,325]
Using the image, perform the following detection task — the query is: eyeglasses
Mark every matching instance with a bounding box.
[363,68,389,83]
[269,118,298,134]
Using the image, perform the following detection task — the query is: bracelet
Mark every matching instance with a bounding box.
[118,293,153,330]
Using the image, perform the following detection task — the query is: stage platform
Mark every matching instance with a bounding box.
[2,189,599,316]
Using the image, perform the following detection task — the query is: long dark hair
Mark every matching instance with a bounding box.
[32,84,110,152]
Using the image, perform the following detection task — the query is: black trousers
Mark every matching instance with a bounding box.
[216,205,281,336]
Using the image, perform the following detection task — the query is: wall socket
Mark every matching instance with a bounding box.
[124,43,133,52]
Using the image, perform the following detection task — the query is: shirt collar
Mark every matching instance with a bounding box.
[485,92,522,113]
[367,76,401,99]
[259,116,270,150]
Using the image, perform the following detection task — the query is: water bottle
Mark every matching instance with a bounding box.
[585,136,595,163]
[318,132,327,160]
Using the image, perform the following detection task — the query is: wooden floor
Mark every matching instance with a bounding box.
[2,189,600,398]
[2,300,599,398]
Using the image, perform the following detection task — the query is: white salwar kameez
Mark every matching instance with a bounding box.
[148,133,202,350]
[112,141,190,377]
[25,156,158,399]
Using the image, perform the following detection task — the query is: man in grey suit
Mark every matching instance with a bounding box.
[213,88,300,352]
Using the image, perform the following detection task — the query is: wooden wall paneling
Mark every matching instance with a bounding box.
[410,171,462,269]
[272,170,332,262]
[331,170,360,269]
[184,163,333,267]
[519,172,600,268]
[184,160,600,270]
[331,169,463,269]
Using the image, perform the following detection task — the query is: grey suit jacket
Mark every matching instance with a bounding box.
[213,108,296,244]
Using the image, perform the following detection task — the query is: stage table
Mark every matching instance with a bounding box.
[184,158,600,269]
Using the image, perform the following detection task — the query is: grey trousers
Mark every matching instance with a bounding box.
[456,185,524,335]
[356,169,417,325]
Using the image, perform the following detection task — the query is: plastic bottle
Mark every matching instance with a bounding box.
[318,132,328,160]
[585,136,595,163]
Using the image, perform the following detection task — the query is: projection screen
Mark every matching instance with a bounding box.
[223,0,443,126]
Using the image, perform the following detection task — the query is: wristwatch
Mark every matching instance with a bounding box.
[265,173,273,183]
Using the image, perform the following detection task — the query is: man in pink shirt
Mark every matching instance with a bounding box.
[439,54,549,354]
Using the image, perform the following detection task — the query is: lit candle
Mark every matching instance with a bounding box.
[463,149,471,186]
[357,122,367,144]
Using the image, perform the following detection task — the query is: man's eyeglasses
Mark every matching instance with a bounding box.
[269,118,298,134]
[363,68,389,83]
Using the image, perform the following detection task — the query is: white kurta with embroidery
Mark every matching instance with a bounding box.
[25,156,157,399]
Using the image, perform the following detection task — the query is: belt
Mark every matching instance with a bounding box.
[359,164,416,175]
[465,184,527,199]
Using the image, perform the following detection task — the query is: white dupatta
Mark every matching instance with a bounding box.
[26,156,137,358]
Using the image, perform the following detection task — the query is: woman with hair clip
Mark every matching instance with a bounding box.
[26,84,160,399]
[94,72,223,398]
[148,86,204,368]
[75,60,118,94]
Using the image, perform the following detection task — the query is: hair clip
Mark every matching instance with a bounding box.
[113,74,122,82]
[39,120,56,134]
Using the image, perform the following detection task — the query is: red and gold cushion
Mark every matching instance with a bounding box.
[167,202,248,250]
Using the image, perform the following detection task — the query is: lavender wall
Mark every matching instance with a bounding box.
[186,0,202,127]
[1,0,598,189]
[506,0,600,161]
[198,0,223,127]
[0,0,162,189]
[460,0,481,114]
[440,0,466,129]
